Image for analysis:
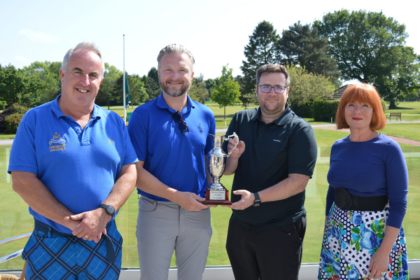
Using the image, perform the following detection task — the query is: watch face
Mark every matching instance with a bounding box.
[102,204,115,216]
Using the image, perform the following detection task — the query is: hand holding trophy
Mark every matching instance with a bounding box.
[203,133,239,205]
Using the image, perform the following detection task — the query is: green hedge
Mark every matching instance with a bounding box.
[5,113,24,134]
[313,100,340,122]
[290,102,312,118]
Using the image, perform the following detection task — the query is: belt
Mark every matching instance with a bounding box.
[34,219,117,263]
[334,188,388,211]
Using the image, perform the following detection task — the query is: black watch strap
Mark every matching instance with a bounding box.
[253,192,261,207]
[100,204,115,217]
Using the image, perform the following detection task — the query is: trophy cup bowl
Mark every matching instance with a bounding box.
[203,133,239,205]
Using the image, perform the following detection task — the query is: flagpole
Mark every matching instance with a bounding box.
[123,34,126,123]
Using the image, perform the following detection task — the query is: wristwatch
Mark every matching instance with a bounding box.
[253,192,261,207]
[100,204,116,217]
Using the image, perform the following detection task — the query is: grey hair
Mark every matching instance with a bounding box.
[61,42,105,78]
[157,44,195,71]
[256,64,290,87]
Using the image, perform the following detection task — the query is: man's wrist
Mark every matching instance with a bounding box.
[253,192,261,207]
[100,204,115,217]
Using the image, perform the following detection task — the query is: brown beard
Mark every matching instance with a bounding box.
[159,79,191,97]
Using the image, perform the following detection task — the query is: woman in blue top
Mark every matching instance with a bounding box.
[318,84,409,280]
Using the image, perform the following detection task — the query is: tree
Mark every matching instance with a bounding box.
[276,21,339,80]
[189,79,209,104]
[314,10,419,108]
[287,64,335,106]
[147,67,159,86]
[212,65,241,120]
[375,47,420,108]
[0,65,46,106]
[24,61,61,104]
[142,75,161,101]
[241,21,280,97]
[128,74,148,105]
[96,63,122,108]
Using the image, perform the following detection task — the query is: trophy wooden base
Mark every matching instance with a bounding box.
[203,199,232,205]
[202,188,232,205]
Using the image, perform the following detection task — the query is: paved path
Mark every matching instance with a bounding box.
[0,139,13,146]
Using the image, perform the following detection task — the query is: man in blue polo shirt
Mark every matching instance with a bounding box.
[128,44,216,280]
[8,42,138,280]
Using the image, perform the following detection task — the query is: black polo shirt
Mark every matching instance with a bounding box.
[223,104,317,230]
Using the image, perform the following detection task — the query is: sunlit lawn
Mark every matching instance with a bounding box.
[1,128,420,270]
[381,123,420,141]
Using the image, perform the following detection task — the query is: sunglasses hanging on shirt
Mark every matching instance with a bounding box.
[172,111,189,134]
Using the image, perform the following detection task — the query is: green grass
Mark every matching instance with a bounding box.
[1,130,420,270]
[0,134,15,139]
[381,123,420,141]
[385,100,420,121]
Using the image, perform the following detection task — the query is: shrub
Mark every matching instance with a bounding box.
[5,113,24,134]
[0,103,30,133]
[290,102,313,118]
[1,103,29,116]
[0,101,6,110]
[313,100,340,122]
[381,99,386,112]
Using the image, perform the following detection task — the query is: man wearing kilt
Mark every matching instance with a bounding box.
[8,42,138,279]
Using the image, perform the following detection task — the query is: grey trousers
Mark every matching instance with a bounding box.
[136,196,212,280]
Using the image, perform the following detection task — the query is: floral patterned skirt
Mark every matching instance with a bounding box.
[318,203,409,280]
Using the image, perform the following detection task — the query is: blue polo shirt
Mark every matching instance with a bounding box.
[127,93,216,201]
[8,95,138,234]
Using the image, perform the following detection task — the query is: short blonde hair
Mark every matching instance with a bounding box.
[157,44,195,70]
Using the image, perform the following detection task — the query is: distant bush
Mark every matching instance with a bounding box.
[290,102,312,118]
[0,103,30,133]
[5,113,24,134]
[0,101,6,110]
[313,100,340,122]
[381,99,386,112]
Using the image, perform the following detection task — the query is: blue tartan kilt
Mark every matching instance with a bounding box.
[22,220,123,280]
[318,203,409,280]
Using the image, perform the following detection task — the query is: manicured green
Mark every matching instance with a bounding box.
[1,130,420,270]
[0,134,15,139]
[385,101,420,121]
[382,123,420,141]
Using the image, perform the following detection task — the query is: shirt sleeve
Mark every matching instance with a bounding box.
[204,111,216,155]
[127,108,148,162]
[7,112,38,175]
[121,118,139,166]
[385,141,408,228]
[287,123,317,176]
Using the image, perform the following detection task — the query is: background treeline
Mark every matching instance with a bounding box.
[2,9,420,122]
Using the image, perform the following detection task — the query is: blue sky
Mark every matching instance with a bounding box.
[1,0,419,81]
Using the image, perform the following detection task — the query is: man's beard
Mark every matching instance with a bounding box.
[160,79,191,97]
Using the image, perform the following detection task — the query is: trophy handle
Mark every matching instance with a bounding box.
[225,132,239,157]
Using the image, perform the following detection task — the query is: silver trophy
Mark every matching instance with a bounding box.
[203,132,239,205]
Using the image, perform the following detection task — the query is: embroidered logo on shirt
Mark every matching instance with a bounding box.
[273,139,281,143]
[199,123,203,133]
[49,132,66,152]
[108,139,115,143]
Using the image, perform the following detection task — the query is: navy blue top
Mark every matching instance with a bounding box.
[8,95,139,233]
[127,93,216,201]
[326,133,408,228]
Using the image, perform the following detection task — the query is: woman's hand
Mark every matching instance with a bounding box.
[369,248,389,279]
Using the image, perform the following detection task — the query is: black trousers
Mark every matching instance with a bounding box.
[226,215,306,280]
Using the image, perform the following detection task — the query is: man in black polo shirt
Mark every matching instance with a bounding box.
[223,64,317,280]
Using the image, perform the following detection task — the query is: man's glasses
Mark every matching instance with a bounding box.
[258,85,288,94]
[172,111,189,134]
